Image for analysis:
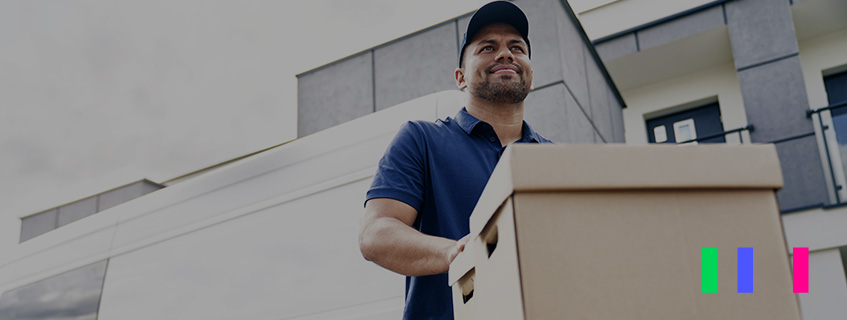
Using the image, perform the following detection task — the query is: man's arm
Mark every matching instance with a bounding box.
[359,198,469,276]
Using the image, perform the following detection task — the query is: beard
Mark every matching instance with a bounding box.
[469,70,530,104]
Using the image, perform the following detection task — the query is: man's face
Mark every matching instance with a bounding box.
[456,23,533,104]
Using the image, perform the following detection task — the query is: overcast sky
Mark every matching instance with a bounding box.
[0,0,490,231]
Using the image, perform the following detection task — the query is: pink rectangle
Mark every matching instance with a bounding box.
[793,247,809,293]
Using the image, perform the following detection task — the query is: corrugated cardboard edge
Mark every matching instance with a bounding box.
[469,148,517,236]
[510,144,784,190]
[469,144,784,235]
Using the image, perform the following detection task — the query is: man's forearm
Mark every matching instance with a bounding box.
[359,216,458,277]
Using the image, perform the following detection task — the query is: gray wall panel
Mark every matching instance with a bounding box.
[20,209,57,242]
[374,23,458,111]
[726,0,799,69]
[515,0,566,87]
[608,89,626,142]
[297,52,373,137]
[585,46,614,142]
[774,135,828,211]
[638,5,725,51]
[298,0,623,144]
[555,2,590,110]
[57,196,97,227]
[594,33,637,61]
[456,14,472,49]
[524,83,595,143]
[99,180,161,212]
[736,56,812,142]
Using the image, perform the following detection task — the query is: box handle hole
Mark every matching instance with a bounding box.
[459,268,475,304]
[483,224,498,259]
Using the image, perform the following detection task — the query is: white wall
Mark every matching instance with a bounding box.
[798,248,847,320]
[0,0,489,270]
[620,63,748,144]
[799,28,847,109]
[0,90,465,320]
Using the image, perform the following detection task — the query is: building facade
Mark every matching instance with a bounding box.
[586,0,847,318]
[296,0,626,144]
[297,0,847,318]
[1,0,846,319]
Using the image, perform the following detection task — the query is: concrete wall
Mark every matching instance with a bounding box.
[782,206,847,320]
[297,0,625,143]
[621,63,747,145]
[19,180,163,242]
[595,2,847,315]
[575,0,716,39]
[596,0,833,212]
[594,4,726,61]
[297,52,375,138]
[799,248,847,320]
[0,91,467,320]
[725,0,827,211]
[374,23,459,111]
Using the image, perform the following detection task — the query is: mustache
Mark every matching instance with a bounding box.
[486,62,522,74]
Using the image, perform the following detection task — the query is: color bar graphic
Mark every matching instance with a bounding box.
[737,247,753,293]
[702,247,717,293]
[793,247,809,293]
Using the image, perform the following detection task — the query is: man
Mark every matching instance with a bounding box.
[359,2,552,319]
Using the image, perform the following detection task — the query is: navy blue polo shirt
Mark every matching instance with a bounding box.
[366,107,552,320]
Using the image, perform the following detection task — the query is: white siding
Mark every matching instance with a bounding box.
[0,90,465,319]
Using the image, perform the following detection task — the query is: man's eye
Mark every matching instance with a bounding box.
[511,46,525,52]
[480,46,494,52]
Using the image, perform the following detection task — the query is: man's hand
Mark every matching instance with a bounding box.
[359,198,471,276]
[446,234,471,266]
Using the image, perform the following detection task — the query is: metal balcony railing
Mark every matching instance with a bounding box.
[675,125,755,144]
[807,101,847,205]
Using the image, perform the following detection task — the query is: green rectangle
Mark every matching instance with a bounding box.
[702,247,718,293]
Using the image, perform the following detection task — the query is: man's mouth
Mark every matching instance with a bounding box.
[488,64,520,74]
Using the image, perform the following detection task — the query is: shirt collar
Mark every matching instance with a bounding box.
[455,107,540,143]
[455,107,483,135]
[520,121,541,143]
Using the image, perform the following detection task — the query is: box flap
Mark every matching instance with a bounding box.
[448,239,477,286]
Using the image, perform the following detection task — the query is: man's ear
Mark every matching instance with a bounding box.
[455,67,467,90]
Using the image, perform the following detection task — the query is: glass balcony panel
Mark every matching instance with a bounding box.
[0,260,107,320]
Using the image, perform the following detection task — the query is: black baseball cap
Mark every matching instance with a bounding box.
[458,1,531,68]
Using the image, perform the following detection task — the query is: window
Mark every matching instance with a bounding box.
[0,260,108,320]
[824,70,847,191]
[841,246,847,289]
[824,70,847,106]
[646,102,725,144]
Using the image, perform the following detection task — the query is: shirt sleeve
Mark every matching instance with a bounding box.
[365,121,427,212]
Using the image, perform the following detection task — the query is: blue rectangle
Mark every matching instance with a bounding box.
[738,247,753,293]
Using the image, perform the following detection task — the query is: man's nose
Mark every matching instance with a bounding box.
[495,47,514,62]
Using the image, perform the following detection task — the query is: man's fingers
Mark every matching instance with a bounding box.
[448,234,473,264]
[447,245,461,264]
[456,234,471,253]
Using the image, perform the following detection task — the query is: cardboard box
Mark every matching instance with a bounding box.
[448,144,802,320]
